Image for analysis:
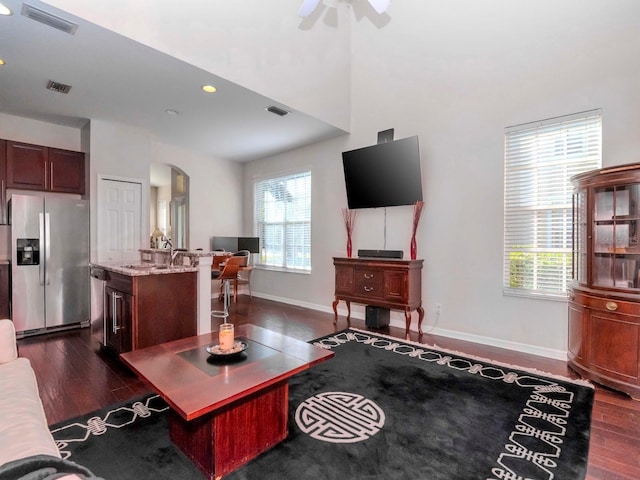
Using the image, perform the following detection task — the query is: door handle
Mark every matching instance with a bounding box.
[44,213,51,285]
[39,213,45,286]
[112,293,122,333]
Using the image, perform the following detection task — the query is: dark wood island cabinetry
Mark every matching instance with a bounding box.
[0,262,9,319]
[103,270,197,355]
[569,163,640,399]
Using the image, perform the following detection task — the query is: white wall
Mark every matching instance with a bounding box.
[245,0,640,358]
[14,1,640,359]
[88,120,244,259]
[0,112,81,150]
[44,0,351,131]
[149,140,244,250]
[0,113,243,261]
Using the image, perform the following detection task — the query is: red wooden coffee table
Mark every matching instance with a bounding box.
[120,324,334,479]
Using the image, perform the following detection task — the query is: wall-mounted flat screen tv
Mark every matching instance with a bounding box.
[342,135,423,209]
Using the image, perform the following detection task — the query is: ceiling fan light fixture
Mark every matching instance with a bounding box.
[367,0,391,14]
[298,0,390,17]
[298,0,321,17]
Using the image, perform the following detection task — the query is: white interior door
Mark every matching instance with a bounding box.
[97,178,142,264]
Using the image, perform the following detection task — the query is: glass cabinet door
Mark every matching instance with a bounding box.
[593,183,640,289]
[573,189,587,284]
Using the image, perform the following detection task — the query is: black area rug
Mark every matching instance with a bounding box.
[50,329,594,480]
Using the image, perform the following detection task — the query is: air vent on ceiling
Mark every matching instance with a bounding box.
[266,105,290,117]
[46,80,72,94]
[21,3,78,35]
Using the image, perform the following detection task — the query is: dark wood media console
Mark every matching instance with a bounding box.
[332,257,424,338]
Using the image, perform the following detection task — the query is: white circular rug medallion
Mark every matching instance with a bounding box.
[294,392,385,444]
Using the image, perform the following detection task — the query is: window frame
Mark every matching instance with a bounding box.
[253,170,312,273]
[503,109,602,300]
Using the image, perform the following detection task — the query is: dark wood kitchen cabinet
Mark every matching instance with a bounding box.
[103,271,197,355]
[6,140,85,195]
[0,263,10,318]
[332,257,424,338]
[0,139,7,224]
[105,285,133,354]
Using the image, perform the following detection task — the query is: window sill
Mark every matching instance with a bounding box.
[503,288,568,302]
[255,265,311,275]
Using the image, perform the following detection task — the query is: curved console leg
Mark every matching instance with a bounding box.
[417,306,425,335]
[346,301,351,323]
[404,309,412,339]
[332,298,339,325]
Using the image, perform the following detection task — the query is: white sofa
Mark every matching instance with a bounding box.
[0,319,100,479]
[0,319,61,466]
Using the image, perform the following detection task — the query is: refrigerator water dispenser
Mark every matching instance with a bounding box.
[16,238,40,265]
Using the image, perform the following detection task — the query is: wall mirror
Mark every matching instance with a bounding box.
[150,162,190,249]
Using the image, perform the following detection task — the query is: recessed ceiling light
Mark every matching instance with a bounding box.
[0,59,5,66]
[202,85,217,93]
[165,109,179,116]
[0,3,12,16]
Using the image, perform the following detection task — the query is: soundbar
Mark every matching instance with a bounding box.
[357,249,404,259]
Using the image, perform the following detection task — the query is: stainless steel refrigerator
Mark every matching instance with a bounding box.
[11,194,90,336]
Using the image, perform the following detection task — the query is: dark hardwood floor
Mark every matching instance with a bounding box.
[16,296,640,480]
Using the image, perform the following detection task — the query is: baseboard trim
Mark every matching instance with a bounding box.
[251,292,568,361]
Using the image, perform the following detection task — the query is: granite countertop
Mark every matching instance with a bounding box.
[138,249,217,257]
[91,262,198,277]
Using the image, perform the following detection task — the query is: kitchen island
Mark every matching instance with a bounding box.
[92,250,216,355]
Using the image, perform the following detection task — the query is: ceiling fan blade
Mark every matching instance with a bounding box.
[367,0,391,14]
[298,0,322,17]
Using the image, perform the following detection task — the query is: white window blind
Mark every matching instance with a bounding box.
[255,171,311,271]
[504,110,602,298]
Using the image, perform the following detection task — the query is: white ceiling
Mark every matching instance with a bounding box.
[0,0,347,162]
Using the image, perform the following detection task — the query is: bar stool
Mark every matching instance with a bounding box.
[211,261,240,322]
[211,257,242,322]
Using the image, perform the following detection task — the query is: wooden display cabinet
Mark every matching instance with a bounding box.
[332,257,424,338]
[569,163,640,399]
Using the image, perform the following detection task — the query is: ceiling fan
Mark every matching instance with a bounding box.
[298,0,391,17]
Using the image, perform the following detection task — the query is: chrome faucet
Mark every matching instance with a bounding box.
[165,238,180,266]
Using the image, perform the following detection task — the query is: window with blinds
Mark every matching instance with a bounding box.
[254,171,311,271]
[504,110,602,298]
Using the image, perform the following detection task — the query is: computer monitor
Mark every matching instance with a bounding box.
[238,237,260,253]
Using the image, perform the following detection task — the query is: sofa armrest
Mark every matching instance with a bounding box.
[0,319,18,364]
